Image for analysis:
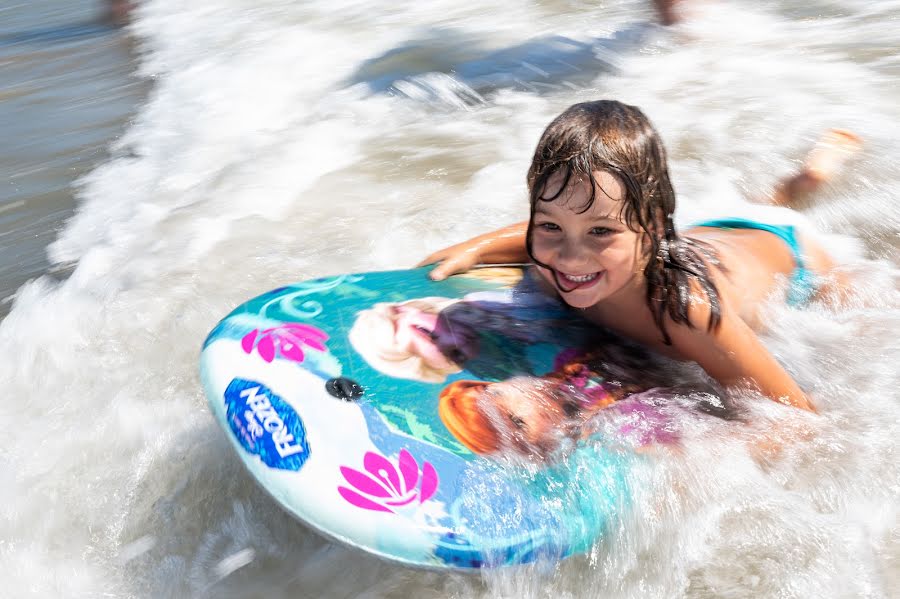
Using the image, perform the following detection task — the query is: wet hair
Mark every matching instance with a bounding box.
[525,100,722,344]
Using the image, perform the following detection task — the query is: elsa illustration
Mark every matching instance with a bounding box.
[348,297,466,383]
[348,288,584,383]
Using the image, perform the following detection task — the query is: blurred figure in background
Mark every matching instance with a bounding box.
[349,0,692,101]
[106,0,133,26]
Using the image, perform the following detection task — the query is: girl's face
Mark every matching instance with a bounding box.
[530,169,646,309]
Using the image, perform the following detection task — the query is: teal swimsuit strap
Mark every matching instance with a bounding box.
[693,218,816,306]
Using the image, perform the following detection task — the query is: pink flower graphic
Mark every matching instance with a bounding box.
[338,449,439,513]
[241,323,328,363]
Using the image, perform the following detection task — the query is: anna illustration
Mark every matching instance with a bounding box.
[438,346,688,459]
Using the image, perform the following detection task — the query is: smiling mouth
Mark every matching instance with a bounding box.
[552,270,602,293]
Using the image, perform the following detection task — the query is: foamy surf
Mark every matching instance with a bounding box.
[1,0,898,597]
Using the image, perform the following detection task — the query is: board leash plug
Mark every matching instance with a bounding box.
[326,377,364,401]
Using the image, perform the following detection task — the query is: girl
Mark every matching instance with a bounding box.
[421,100,861,412]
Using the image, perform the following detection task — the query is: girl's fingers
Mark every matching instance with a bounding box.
[428,259,456,281]
[416,249,451,267]
[429,255,476,280]
[418,242,482,279]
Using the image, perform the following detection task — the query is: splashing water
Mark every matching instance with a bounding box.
[1,0,898,597]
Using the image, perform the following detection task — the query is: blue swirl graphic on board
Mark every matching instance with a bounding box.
[258,274,366,321]
[224,378,311,471]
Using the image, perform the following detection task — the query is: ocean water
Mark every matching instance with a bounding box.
[0,0,147,315]
[1,0,898,597]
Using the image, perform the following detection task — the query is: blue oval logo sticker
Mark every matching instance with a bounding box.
[223,378,311,471]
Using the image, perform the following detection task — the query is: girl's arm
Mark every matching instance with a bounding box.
[667,294,816,412]
[417,222,530,280]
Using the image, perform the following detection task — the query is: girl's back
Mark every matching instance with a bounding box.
[688,226,809,327]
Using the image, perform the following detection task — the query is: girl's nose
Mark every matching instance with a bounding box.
[554,237,590,268]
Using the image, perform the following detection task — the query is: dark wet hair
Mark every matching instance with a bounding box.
[525,100,721,345]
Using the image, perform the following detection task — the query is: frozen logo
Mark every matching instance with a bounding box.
[223,378,310,471]
[338,449,438,514]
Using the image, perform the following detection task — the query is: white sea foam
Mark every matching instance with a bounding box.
[1,0,898,597]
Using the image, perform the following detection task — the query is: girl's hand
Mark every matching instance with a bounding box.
[417,240,484,281]
[416,221,532,281]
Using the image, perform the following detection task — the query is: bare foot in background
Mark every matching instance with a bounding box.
[771,129,863,207]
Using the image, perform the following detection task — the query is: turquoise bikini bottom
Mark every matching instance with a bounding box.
[692,217,818,307]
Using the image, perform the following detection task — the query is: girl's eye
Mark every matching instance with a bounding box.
[535,222,560,232]
[590,227,613,236]
[509,414,526,429]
